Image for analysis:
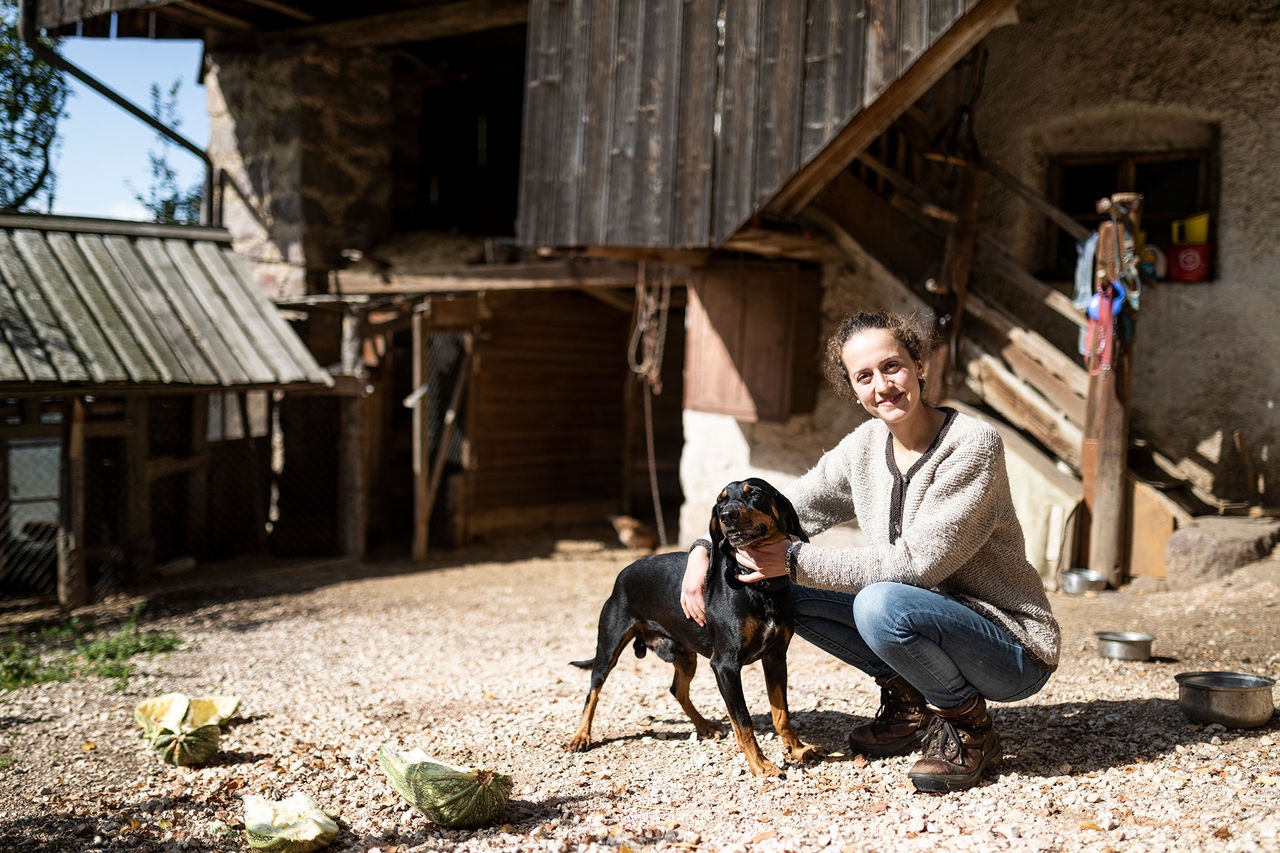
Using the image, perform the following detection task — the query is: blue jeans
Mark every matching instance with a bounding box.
[791,581,1051,710]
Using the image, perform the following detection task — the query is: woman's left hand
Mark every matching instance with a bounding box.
[733,539,791,583]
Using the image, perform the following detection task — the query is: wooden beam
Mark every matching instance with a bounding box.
[939,168,986,368]
[963,292,1089,400]
[980,158,1090,243]
[0,213,231,243]
[423,336,473,559]
[284,0,528,47]
[579,246,713,266]
[809,171,940,286]
[336,260,644,294]
[963,292,1088,427]
[338,306,367,559]
[1082,196,1142,586]
[411,311,430,563]
[854,152,956,223]
[961,341,1083,470]
[767,0,1020,218]
[57,397,89,609]
[973,239,1087,329]
[239,0,315,22]
[188,392,209,562]
[723,227,843,262]
[125,397,154,575]
[171,1,257,31]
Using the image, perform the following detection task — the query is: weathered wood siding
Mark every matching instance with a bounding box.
[462,290,634,536]
[518,0,974,249]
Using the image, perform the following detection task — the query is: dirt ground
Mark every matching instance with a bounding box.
[1,528,1279,853]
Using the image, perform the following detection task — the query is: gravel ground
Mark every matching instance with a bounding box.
[2,530,1279,853]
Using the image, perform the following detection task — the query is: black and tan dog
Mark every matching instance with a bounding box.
[568,478,822,776]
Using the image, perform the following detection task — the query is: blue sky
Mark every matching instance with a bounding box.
[49,37,208,221]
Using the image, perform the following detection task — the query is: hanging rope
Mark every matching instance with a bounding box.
[626,263,672,548]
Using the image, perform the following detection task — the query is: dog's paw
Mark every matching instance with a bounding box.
[693,721,727,740]
[566,733,592,753]
[748,758,784,777]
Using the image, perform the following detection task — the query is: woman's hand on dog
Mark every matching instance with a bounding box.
[733,539,791,583]
[681,547,710,626]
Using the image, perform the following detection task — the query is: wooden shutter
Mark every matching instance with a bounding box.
[684,263,819,422]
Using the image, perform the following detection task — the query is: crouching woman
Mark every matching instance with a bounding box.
[681,310,1060,792]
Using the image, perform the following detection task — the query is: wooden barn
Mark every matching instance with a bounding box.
[20,0,1278,586]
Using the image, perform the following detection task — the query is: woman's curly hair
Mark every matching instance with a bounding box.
[822,311,939,402]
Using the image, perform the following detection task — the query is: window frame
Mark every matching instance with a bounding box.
[1044,148,1215,280]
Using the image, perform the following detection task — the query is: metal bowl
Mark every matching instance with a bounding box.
[1175,671,1276,728]
[1096,631,1154,661]
[1061,569,1108,594]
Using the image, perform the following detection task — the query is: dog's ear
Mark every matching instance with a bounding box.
[775,491,808,543]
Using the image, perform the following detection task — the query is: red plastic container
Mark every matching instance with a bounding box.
[1169,244,1211,282]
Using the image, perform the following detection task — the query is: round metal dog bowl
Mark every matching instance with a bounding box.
[1061,569,1107,594]
[1175,671,1276,728]
[1096,631,1154,661]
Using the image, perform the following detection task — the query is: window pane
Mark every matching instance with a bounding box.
[1135,158,1203,215]
[9,501,59,540]
[8,438,61,501]
[1057,161,1122,216]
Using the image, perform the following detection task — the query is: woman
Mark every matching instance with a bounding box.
[680,310,1059,793]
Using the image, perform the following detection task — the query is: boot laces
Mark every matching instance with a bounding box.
[873,683,919,724]
[920,715,961,761]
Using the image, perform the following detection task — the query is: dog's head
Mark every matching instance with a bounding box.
[709,478,808,552]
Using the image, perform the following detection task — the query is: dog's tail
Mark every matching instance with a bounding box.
[572,634,649,668]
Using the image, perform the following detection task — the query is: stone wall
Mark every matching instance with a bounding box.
[205,44,394,301]
[976,0,1280,505]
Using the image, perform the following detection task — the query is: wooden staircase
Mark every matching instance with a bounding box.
[795,119,1206,579]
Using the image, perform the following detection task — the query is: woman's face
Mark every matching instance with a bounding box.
[840,328,923,423]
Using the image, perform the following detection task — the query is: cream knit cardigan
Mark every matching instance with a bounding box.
[788,407,1061,671]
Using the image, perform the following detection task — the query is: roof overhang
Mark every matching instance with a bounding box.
[0,213,333,394]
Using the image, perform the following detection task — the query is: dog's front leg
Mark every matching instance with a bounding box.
[711,658,781,777]
[761,646,824,764]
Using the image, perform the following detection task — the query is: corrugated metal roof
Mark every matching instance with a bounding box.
[0,213,333,391]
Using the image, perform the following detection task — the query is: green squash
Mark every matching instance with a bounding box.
[152,723,221,766]
[377,745,513,828]
[243,792,339,853]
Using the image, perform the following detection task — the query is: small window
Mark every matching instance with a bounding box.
[1044,150,1213,279]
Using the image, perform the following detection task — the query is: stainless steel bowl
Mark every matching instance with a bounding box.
[1096,631,1154,661]
[1061,569,1108,594]
[1175,671,1276,728]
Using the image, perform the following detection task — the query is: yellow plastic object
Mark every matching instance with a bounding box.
[1171,212,1209,244]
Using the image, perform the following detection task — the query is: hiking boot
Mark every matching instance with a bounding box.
[907,695,1001,792]
[847,675,934,758]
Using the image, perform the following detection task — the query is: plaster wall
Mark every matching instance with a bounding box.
[976,0,1280,504]
[205,45,393,300]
